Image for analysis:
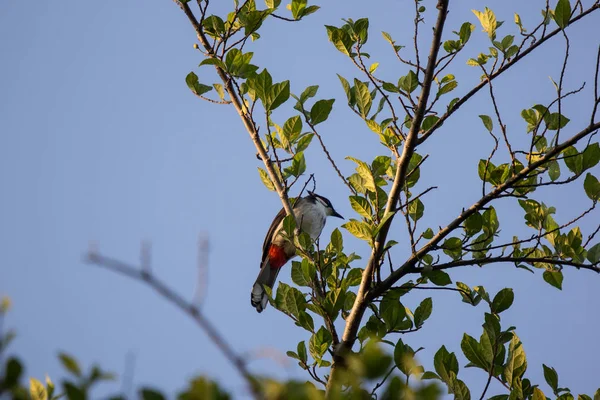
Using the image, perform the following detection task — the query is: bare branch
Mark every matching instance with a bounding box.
[416,256,600,274]
[85,249,262,398]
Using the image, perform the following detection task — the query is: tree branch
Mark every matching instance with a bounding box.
[418,2,600,145]
[173,0,296,220]
[84,249,262,398]
[414,256,600,274]
[326,0,450,393]
[369,120,600,300]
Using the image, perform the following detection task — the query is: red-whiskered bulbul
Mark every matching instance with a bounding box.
[251,191,343,313]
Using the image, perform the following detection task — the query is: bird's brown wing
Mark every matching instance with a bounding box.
[260,207,286,267]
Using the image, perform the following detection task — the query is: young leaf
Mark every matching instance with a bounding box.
[29,378,47,400]
[342,220,373,243]
[349,196,373,219]
[257,168,275,191]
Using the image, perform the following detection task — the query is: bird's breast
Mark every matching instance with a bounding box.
[296,206,326,239]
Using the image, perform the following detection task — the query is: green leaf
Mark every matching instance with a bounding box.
[301,5,320,18]
[459,22,475,43]
[59,352,82,377]
[265,0,281,8]
[380,291,406,331]
[291,261,311,287]
[30,378,47,400]
[428,270,452,286]
[548,160,561,181]
[349,196,373,219]
[140,389,166,400]
[309,326,332,362]
[291,0,307,19]
[438,81,458,96]
[433,345,459,383]
[491,288,514,314]
[63,383,85,400]
[347,156,376,192]
[465,212,483,236]
[354,79,372,119]
[584,173,600,201]
[554,0,571,29]
[202,15,226,37]
[185,72,212,96]
[442,237,463,260]
[199,57,228,71]
[4,357,23,388]
[504,334,527,385]
[297,340,307,363]
[337,74,353,104]
[342,220,373,243]
[297,85,319,105]
[285,151,306,177]
[257,167,275,191]
[413,297,432,327]
[479,115,494,132]
[461,334,488,369]
[583,143,600,170]
[543,364,559,392]
[283,116,302,144]
[423,228,434,239]
[310,99,335,125]
[399,70,418,93]
[563,146,583,174]
[330,228,343,252]
[266,80,290,111]
[543,270,563,289]
[343,268,363,288]
[325,25,353,56]
[587,243,600,263]
[545,112,570,130]
[408,198,425,221]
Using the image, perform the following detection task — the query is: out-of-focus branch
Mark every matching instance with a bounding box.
[85,248,262,399]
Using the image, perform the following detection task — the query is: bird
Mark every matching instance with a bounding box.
[251,191,343,313]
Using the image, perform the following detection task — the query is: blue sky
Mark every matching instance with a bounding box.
[1,0,599,398]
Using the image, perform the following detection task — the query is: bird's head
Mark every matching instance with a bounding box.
[308,191,344,219]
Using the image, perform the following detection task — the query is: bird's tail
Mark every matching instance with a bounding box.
[251,259,281,313]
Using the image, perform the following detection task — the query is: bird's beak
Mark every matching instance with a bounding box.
[331,209,344,219]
